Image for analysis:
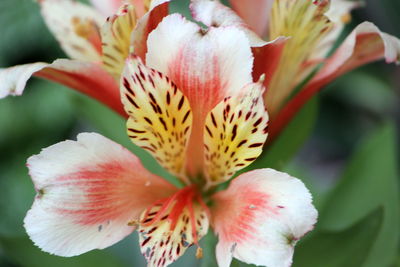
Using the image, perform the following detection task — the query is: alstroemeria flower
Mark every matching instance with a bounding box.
[24,14,317,267]
[0,0,169,116]
[190,0,400,139]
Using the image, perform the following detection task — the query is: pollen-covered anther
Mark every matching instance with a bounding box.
[138,186,209,267]
[341,13,352,24]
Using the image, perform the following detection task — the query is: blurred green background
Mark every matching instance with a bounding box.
[0,0,399,266]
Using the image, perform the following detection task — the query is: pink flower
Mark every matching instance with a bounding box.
[24,14,317,267]
[0,0,169,117]
[191,0,400,139]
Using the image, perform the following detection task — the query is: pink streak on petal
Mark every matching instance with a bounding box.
[213,186,272,244]
[25,133,177,257]
[35,60,126,117]
[168,51,224,177]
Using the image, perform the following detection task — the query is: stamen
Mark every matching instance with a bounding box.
[138,186,209,266]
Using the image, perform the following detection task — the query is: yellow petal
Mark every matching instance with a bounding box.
[101,4,137,79]
[203,78,269,187]
[267,0,333,117]
[121,56,193,182]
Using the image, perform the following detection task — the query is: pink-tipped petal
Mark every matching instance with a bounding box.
[131,0,170,61]
[313,21,400,82]
[0,60,125,117]
[190,0,266,47]
[212,169,317,267]
[40,0,103,61]
[146,14,253,176]
[25,132,176,257]
[229,0,273,37]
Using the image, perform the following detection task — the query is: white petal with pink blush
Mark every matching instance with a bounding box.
[24,133,176,256]
[212,168,318,267]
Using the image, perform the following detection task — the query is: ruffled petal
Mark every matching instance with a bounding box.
[121,56,193,182]
[25,132,177,257]
[146,14,253,176]
[212,169,317,267]
[131,0,170,61]
[190,0,265,47]
[138,186,209,267]
[0,60,125,117]
[229,0,273,37]
[40,0,103,61]
[101,3,137,79]
[203,78,269,187]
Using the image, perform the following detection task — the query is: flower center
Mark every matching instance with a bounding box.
[136,186,209,266]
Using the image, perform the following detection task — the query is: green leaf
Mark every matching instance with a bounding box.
[0,0,63,65]
[199,230,218,267]
[295,122,399,267]
[0,236,125,267]
[294,208,384,267]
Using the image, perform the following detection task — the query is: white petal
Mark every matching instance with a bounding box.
[0,60,124,116]
[212,169,318,267]
[25,132,176,257]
